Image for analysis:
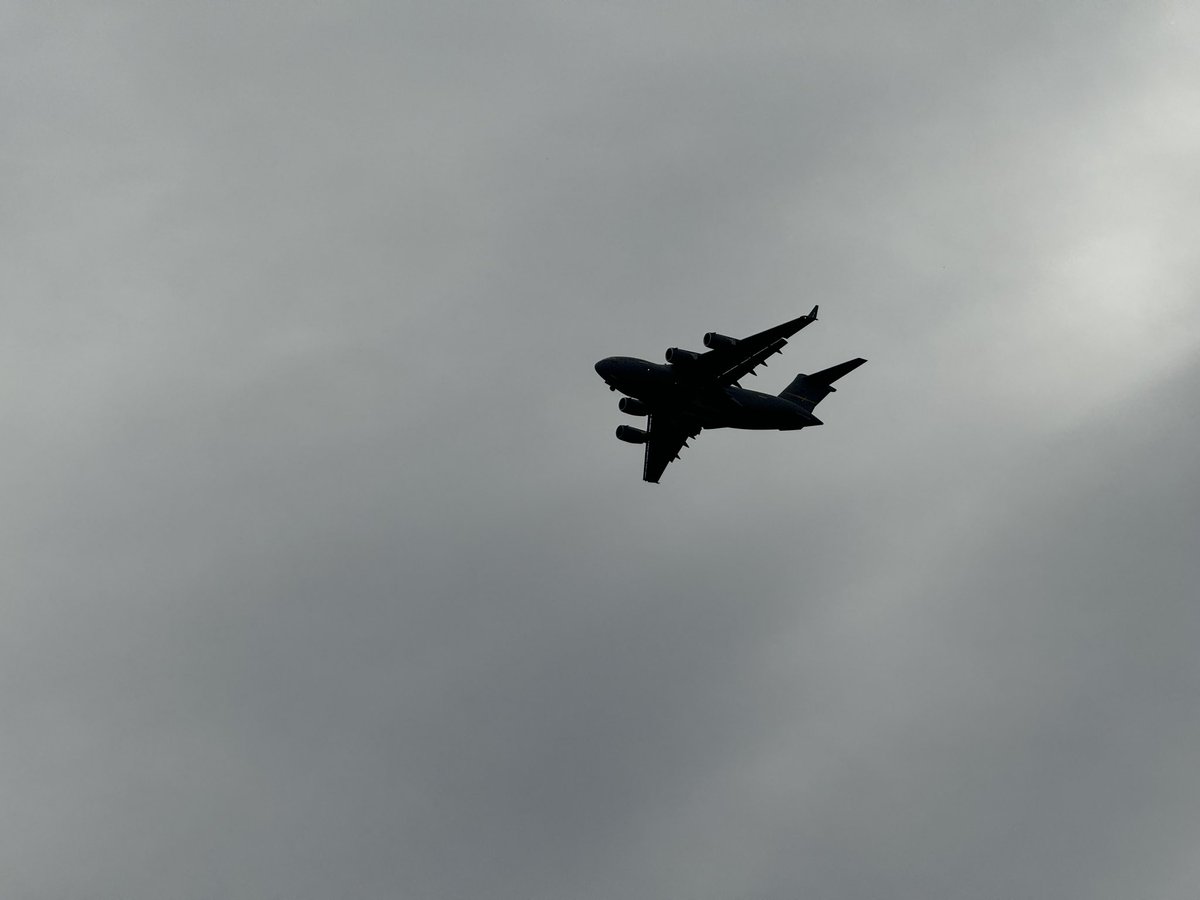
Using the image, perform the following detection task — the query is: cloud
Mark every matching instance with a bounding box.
[3,2,1198,898]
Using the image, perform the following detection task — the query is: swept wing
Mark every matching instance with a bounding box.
[643,413,701,484]
[696,306,819,386]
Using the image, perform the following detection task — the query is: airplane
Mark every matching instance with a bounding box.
[594,306,865,483]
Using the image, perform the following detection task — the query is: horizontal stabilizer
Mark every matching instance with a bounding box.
[779,358,866,410]
[807,357,867,386]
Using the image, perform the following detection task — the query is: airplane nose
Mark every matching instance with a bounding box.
[595,357,621,390]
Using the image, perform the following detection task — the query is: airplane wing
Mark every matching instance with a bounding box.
[698,307,819,387]
[643,414,701,484]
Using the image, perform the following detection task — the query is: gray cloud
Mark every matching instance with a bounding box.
[3,2,1199,898]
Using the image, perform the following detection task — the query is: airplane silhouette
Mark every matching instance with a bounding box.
[595,307,865,482]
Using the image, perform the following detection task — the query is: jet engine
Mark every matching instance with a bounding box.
[665,347,700,365]
[615,424,650,444]
[703,332,739,350]
[618,397,649,416]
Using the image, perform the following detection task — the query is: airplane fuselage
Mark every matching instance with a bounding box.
[594,356,820,431]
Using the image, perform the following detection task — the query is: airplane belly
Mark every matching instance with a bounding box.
[621,364,678,405]
[716,391,802,429]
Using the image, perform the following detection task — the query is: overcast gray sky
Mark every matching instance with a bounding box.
[4,2,1200,898]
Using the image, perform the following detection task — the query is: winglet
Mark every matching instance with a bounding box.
[807,305,818,321]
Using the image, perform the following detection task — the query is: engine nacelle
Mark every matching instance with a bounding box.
[615,424,650,444]
[665,347,700,365]
[618,397,649,416]
[703,332,739,350]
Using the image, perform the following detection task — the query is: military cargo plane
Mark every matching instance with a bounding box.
[595,307,865,482]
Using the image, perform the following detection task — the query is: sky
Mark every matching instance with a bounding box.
[4,2,1200,897]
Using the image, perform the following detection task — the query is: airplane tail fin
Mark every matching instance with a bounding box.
[779,358,867,410]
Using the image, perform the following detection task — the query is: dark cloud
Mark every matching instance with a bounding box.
[3,2,1198,898]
